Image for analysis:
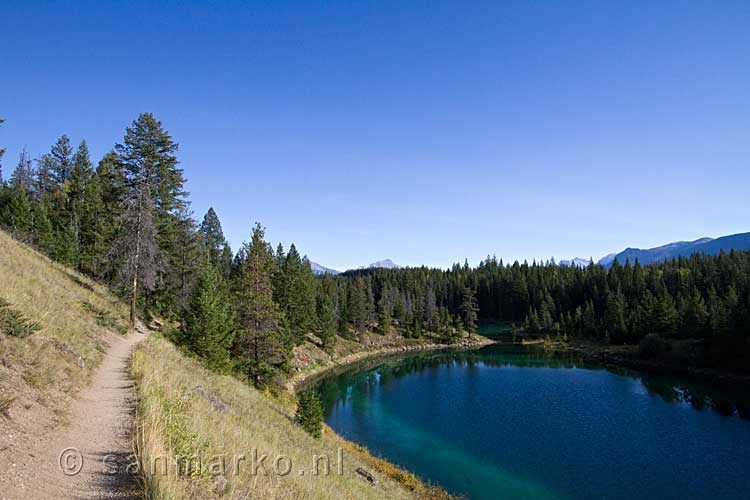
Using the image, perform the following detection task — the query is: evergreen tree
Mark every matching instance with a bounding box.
[181,264,235,371]
[115,113,188,316]
[53,219,79,266]
[525,307,541,334]
[295,391,323,438]
[681,288,709,337]
[48,134,74,184]
[233,223,289,388]
[32,201,54,253]
[68,141,93,218]
[90,151,127,277]
[280,245,317,344]
[7,151,35,236]
[220,243,234,279]
[316,291,337,352]
[10,149,35,193]
[78,168,106,274]
[348,277,368,333]
[109,183,163,328]
[199,207,227,267]
[460,286,478,337]
[378,291,392,334]
[173,209,202,311]
[604,291,628,342]
[9,188,33,235]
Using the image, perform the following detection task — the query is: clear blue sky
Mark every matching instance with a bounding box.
[1,1,748,270]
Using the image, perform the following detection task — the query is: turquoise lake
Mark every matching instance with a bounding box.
[313,345,750,500]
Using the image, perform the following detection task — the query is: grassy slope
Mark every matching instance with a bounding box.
[0,229,130,420]
[133,335,435,500]
[290,331,494,391]
[0,230,453,499]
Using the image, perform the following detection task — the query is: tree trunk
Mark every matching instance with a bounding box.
[130,192,143,330]
[130,274,137,328]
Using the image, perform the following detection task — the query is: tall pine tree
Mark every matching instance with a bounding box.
[233,223,290,388]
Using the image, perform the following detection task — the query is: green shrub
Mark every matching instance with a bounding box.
[0,298,41,338]
[295,390,323,438]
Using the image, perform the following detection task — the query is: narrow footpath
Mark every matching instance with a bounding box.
[1,328,146,500]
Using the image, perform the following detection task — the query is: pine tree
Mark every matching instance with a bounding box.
[460,286,478,337]
[525,307,541,334]
[316,292,337,352]
[68,141,93,218]
[653,291,678,336]
[32,202,54,253]
[199,207,227,267]
[681,288,709,337]
[365,277,376,324]
[109,182,164,328]
[604,291,628,342]
[173,209,202,311]
[220,243,234,279]
[348,277,368,333]
[7,150,35,237]
[272,243,287,306]
[10,149,35,193]
[233,223,289,388]
[0,185,10,226]
[49,134,74,184]
[378,292,392,334]
[295,391,324,438]
[90,151,127,277]
[53,219,79,266]
[9,189,33,235]
[181,264,235,372]
[78,169,105,274]
[280,245,317,344]
[35,154,57,202]
[115,113,187,316]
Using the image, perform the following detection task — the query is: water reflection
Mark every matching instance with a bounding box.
[315,344,750,421]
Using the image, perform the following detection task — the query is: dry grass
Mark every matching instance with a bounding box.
[0,229,130,417]
[289,331,493,392]
[132,334,426,500]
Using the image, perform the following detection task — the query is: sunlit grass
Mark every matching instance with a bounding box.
[132,334,452,499]
[0,230,130,414]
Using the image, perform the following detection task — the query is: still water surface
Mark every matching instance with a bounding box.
[314,344,750,500]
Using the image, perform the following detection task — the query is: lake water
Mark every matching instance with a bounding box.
[314,344,750,500]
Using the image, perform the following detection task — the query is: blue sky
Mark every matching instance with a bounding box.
[1,1,749,270]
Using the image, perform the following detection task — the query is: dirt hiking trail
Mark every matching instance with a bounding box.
[1,328,146,500]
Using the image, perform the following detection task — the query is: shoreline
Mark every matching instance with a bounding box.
[282,333,493,500]
[286,334,495,393]
[543,340,750,387]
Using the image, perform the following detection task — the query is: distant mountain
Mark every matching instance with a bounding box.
[560,257,591,268]
[601,232,750,267]
[310,262,340,276]
[311,259,401,275]
[597,253,617,267]
[363,259,400,270]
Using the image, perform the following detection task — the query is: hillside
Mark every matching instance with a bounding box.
[0,229,130,419]
[0,230,449,499]
[133,334,447,499]
[0,229,136,498]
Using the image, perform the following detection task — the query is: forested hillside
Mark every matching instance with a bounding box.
[0,114,479,392]
[339,252,750,344]
[2,113,749,390]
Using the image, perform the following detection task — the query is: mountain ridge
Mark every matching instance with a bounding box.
[599,232,750,267]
